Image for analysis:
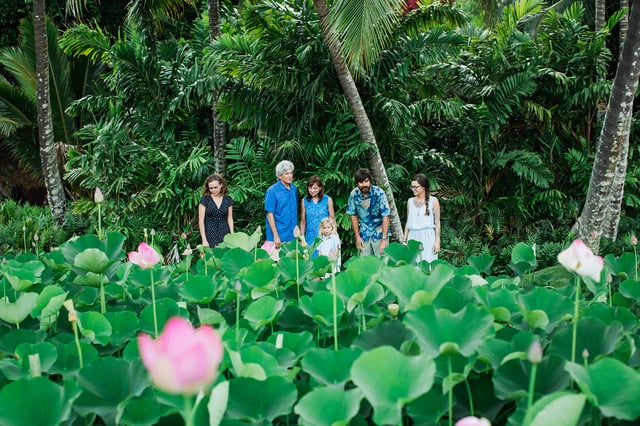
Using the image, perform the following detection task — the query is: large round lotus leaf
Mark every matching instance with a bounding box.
[73,248,111,274]
[16,341,58,375]
[617,278,640,303]
[0,329,45,353]
[59,232,125,266]
[298,291,344,328]
[566,357,640,420]
[583,303,638,332]
[226,376,297,422]
[104,311,139,347]
[278,256,315,283]
[221,248,256,280]
[238,344,289,378]
[77,311,112,346]
[604,252,636,279]
[383,240,423,266]
[404,304,495,357]
[351,345,435,425]
[241,260,278,293]
[523,391,586,426]
[266,330,315,359]
[32,285,67,330]
[50,339,99,375]
[406,386,449,425]
[518,287,573,332]
[138,298,181,336]
[223,229,262,252]
[468,253,496,275]
[547,317,624,364]
[178,274,217,303]
[0,292,38,324]
[74,357,149,425]
[301,346,364,386]
[4,259,44,291]
[493,354,569,401]
[0,377,76,425]
[295,386,364,426]
[117,393,167,426]
[380,264,455,310]
[244,296,284,331]
[351,319,412,351]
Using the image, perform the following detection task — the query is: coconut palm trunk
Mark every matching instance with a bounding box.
[33,0,66,223]
[312,0,403,241]
[573,1,640,252]
[208,0,227,176]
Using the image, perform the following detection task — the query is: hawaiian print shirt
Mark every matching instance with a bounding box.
[346,185,390,241]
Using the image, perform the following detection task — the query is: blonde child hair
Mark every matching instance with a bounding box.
[318,217,337,236]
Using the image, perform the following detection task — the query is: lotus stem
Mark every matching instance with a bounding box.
[448,356,453,426]
[73,320,83,368]
[332,272,338,351]
[236,282,241,348]
[97,203,103,240]
[464,377,474,416]
[296,241,300,302]
[100,279,106,314]
[571,275,580,365]
[150,269,158,338]
[527,363,538,411]
[184,395,194,426]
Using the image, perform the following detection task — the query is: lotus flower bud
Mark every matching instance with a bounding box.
[94,187,104,204]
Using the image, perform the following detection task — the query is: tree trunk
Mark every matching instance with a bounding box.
[595,0,606,32]
[620,0,629,53]
[208,0,227,176]
[312,0,403,241]
[602,132,629,239]
[573,1,640,252]
[33,0,66,223]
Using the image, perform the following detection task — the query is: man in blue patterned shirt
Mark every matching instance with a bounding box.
[346,168,390,256]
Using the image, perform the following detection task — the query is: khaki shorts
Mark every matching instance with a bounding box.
[361,238,382,257]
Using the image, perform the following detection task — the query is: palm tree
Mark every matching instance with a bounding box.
[208,0,227,176]
[32,0,66,222]
[573,0,640,252]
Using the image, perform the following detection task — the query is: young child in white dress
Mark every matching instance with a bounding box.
[315,217,341,274]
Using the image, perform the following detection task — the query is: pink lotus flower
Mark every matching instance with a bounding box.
[138,316,224,394]
[94,187,104,203]
[631,234,638,246]
[128,242,161,269]
[456,416,491,426]
[557,239,603,281]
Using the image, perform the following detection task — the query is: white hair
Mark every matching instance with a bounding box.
[276,160,294,177]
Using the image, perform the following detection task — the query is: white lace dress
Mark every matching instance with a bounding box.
[406,196,437,262]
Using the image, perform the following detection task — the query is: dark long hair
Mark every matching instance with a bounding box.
[412,173,431,215]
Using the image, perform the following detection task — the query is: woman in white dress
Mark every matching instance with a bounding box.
[402,174,440,262]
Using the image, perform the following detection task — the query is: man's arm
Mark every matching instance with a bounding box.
[351,215,363,251]
[266,212,281,248]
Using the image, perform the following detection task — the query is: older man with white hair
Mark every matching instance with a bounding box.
[264,160,299,255]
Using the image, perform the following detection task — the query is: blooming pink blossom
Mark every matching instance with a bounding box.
[456,416,491,426]
[138,316,224,394]
[557,239,604,281]
[128,242,161,269]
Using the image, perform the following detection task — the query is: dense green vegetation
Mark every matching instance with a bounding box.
[1,0,639,262]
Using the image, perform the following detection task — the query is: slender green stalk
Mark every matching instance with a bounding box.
[73,320,83,368]
[150,269,158,337]
[634,245,638,281]
[571,275,580,365]
[332,272,338,351]
[527,363,538,411]
[236,282,241,348]
[100,279,106,314]
[97,203,103,240]
[22,225,27,252]
[448,357,453,426]
[464,378,474,416]
[184,395,194,426]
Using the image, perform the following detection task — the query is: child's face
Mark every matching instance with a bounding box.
[321,223,333,237]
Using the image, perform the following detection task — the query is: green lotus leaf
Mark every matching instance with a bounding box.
[0,293,38,324]
[509,242,537,275]
[406,386,449,425]
[221,248,256,280]
[178,274,217,303]
[295,387,364,426]
[583,303,639,333]
[547,317,624,364]
[74,248,111,274]
[138,298,183,336]
[523,391,586,426]
[493,354,569,401]
[244,296,284,331]
[238,344,289,378]
[604,252,636,279]
[59,232,126,266]
[404,304,495,357]
[301,346,364,387]
[74,357,149,425]
[223,228,262,252]
[15,342,58,375]
[351,345,435,425]
[278,256,315,283]
[31,285,67,331]
[241,260,278,295]
[474,286,519,323]
[226,376,297,422]
[77,311,113,346]
[208,380,229,426]
[116,393,166,426]
[566,357,640,420]
[380,264,454,310]
[0,329,45,354]
[104,311,139,347]
[518,287,573,332]
[73,271,108,288]
[383,240,422,266]
[49,339,99,375]
[4,259,45,291]
[0,377,79,426]
[298,291,344,329]
[197,306,226,326]
[352,320,413,351]
[618,278,640,303]
[468,253,495,275]
[266,330,315,359]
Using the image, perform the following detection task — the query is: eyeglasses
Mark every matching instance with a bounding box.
[410,185,421,190]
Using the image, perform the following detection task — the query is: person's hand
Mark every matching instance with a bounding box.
[355,237,364,251]
[274,235,281,249]
[202,240,209,247]
[434,240,440,254]
[379,238,388,252]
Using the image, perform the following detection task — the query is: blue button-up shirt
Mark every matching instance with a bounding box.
[346,185,390,241]
[265,180,298,242]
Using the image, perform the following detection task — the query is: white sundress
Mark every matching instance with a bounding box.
[406,196,437,262]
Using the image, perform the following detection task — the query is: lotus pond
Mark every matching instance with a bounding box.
[1,229,640,426]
